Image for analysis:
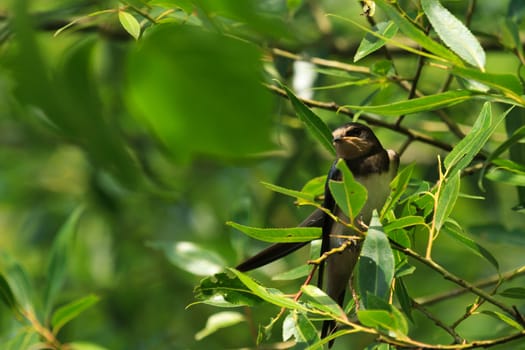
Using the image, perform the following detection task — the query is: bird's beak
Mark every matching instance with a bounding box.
[333,136,369,159]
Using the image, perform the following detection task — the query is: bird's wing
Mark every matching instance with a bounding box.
[235,207,325,272]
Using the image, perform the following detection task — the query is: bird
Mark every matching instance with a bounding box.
[236,122,399,344]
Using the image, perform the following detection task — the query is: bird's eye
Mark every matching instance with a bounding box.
[345,128,362,137]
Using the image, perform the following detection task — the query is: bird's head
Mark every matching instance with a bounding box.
[332,123,383,160]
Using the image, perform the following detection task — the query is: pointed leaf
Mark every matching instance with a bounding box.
[434,172,460,233]
[261,181,315,202]
[69,342,110,350]
[374,0,462,65]
[118,11,141,40]
[229,268,309,312]
[381,164,414,217]
[354,21,398,62]
[51,294,100,335]
[481,310,523,330]
[300,285,346,319]
[44,207,84,317]
[149,241,225,276]
[195,311,245,340]
[358,212,395,307]
[445,103,511,177]
[499,287,525,299]
[283,310,320,345]
[342,90,473,117]
[227,222,321,243]
[421,0,485,69]
[329,159,368,222]
[194,272,262,307]
[272,265,311,281]
[280,84,335,155]
[443,220,499,270]
[384,216,426,232]
[0,274,17,312]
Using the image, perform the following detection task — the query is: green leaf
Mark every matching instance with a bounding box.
[486,167,525,186]
[229,269,309,311]
[51,294,100,335]
[394,278,413,322]
[283,310,320,345]
[481,310,523,330]
[69,342,111,350]
[0,274,17,312]
[272,265,311,281]
[358,212,395,307]
[329,159,368,222]
[384,216,426,232]
[227,221,321,243]
[2,259,34,312]
[195,311,245,340]
[445,103,511,177]
[443,220,499,270]
[499,287,525,299]
[505,108,525,208]
[194,272,261,307]
[44,206,84,318]
[280,84,335,155]
[374,0,462,65]
[126,24,273,160]
[342,90,473,117]
[434,172,460,233]
[300,285,346,318]
[357,308,408,338]
[479,125,525,190]
[118,11,141,40]
[261,181,315,202]
[451,66,523,102]
[381,164,414,217]
[148,241,226,276]
[421,0,485,69]
[354,21,398,62]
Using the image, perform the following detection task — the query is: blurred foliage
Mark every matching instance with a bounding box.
[0,0,524,349]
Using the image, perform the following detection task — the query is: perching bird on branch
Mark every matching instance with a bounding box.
[237,123,399,345]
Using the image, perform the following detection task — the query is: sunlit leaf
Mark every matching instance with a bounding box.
[118,11,141,39]
[342,90,473,117]
[357,308,408,338]
[422,0,485,69]
[481,310,523,330]
[329,159,368,222]
[384,216,426,232]
[445,103,512,177]
[272,265,311,281]
[374,0,462,65]
[354,21,398,62]
[486,167,525,186]
[261,181,315,202]
[69,342,111,350]
[195,311,245,340]
[300,285,346,318]
[434,172,460,233]
[194,272,261,307]
[51,294,100,335]
[281,84,335,155]
[227,221,321,243]
[149,241,226,276]
[381,164,414,218]
[283,310,320,345]
[229,269,309,311]
[358,212,395,307]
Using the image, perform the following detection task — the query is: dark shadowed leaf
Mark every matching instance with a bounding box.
[329,159,368,222]
[434,172,460,233]
[499,287,525,299]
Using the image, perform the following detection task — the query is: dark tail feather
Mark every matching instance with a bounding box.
[236,242,308,272]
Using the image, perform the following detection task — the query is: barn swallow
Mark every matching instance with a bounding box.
[236,123,399,344]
